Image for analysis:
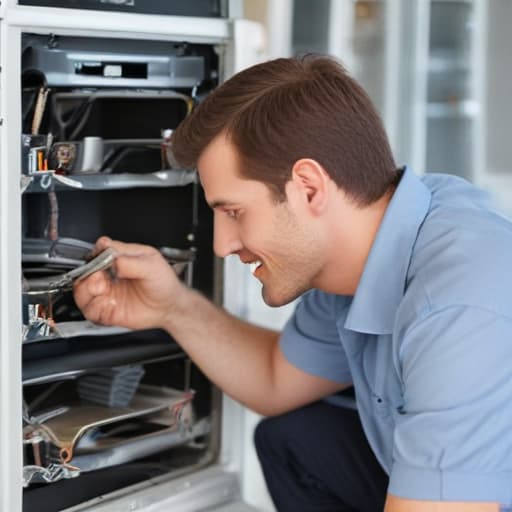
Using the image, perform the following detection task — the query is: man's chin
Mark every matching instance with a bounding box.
[261,286,305,308]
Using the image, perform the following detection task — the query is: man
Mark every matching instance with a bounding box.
[74,55,512,512]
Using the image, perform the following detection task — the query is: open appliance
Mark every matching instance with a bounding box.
[0,2,265,510]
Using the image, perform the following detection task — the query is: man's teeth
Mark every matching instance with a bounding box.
[249,261,262,275]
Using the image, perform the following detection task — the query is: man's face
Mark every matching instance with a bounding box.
[198,134,326,307]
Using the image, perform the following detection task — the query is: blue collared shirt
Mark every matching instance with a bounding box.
[280,167,512,506]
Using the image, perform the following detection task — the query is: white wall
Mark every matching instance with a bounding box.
[223,255,295,511]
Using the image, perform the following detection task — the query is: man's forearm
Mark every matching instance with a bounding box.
[161,286,280,413]
[385,495,499,512]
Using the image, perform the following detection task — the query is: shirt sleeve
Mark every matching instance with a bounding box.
[389,305,512,504]
[279,290,352,384]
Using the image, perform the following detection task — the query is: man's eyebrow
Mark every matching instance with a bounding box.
[209,200,238,209]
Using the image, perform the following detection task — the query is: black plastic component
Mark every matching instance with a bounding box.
[18,0,226,18]
[23,329,183,383]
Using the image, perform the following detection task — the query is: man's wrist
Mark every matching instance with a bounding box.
[160,281,198,333]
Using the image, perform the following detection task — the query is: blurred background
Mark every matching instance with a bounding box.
[240,0,512,216]
[232,3,512,508]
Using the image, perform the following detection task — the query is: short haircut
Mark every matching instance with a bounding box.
[173,54,398,205]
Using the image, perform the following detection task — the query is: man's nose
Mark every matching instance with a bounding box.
[213,214,243,258]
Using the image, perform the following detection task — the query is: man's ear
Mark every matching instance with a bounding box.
[290,158,330,215]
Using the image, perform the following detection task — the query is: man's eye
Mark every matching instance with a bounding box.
[226,210,239,219]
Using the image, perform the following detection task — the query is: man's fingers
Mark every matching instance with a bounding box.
[76,244,166,298]
[95,236,112,251]
[95,237,157,258]
[89,238,165,281]
[79,294,117,326]
[73,270,109,307]
[113,251,165,281]
[73,270,119,325]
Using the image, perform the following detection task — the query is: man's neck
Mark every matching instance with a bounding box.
[315,188,395,296]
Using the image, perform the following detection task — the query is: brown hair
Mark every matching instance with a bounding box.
[172,54,398,205]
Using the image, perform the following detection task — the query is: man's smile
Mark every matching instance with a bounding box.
[249,260,263,276]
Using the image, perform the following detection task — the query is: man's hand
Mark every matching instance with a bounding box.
[73,237,184,331]
[74,237,346,415]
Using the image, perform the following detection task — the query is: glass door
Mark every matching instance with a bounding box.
[289,0,400,154]
[481,0,512,215]
[425,0,479,180]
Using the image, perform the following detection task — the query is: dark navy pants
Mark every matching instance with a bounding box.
[254,401,389,512]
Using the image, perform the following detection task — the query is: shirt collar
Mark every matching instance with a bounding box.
[343,167,432,334]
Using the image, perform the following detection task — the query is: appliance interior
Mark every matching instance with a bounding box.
[20,32,222,512]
